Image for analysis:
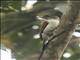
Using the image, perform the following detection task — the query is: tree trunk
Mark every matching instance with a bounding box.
[43,1,80,60]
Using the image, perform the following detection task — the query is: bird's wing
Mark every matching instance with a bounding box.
[40,21,48,40]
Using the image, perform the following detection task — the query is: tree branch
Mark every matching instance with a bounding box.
[40,1,80,60]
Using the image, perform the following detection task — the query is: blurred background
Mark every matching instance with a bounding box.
[0,0,80,60]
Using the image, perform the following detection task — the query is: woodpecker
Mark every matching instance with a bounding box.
[37,10,63,60]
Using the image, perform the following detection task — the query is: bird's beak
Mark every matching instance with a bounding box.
[36,16,46,21]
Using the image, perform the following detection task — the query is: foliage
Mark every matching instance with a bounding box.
[1,1,80,60]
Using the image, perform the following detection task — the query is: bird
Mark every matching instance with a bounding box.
[36,10,63,60]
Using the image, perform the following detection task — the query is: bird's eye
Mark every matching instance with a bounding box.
[42,15,50,19]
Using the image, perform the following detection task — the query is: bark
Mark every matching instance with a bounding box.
[70,36,80,44]
[41,1,80,60]
[76,10,80,24]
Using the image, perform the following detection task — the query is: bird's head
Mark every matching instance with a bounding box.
[36,10,63,24]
